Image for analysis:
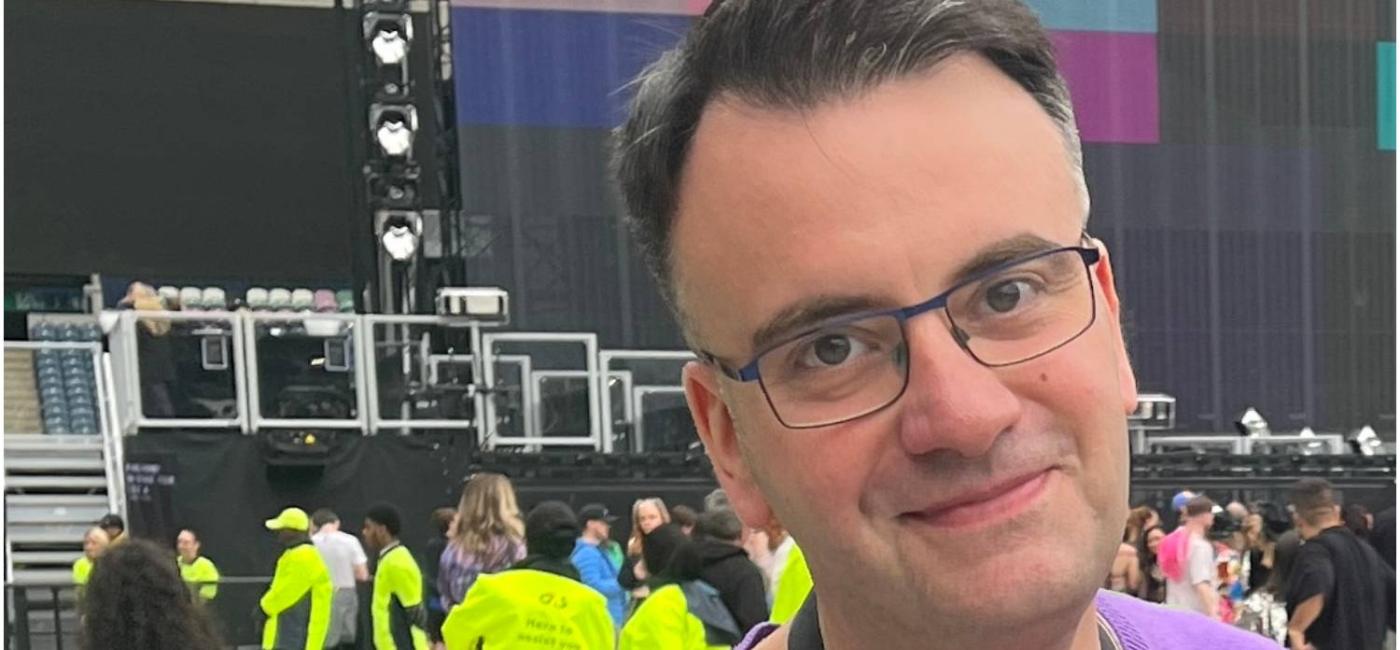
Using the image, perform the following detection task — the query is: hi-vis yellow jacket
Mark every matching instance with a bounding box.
[442,569,615,650]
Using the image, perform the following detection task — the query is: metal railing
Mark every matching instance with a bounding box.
[5,577,282,650]
[78,311,708,451]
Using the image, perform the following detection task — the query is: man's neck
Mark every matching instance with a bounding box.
[580,533,601,545]
[815,585,1104,650]
[379,539,401,557]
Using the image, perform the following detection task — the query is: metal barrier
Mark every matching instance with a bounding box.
[480,332,602,450]
[1142,435,1245,454]
[109,311,249,433]
[363,315,489,433]
[5,577,281,650]
[598,350,693,453]
[244,312,368,432]
[632,385,688,452]
[426,353,535,439]
[1243,433,1346,455]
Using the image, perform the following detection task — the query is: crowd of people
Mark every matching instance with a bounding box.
[64,472,1394,649]
[1105,481,1395,649]
[65,471,815,649]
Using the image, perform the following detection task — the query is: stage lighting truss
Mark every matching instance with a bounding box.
[378,210,423,262]
[364,12,413,98]
[371,104,418,159]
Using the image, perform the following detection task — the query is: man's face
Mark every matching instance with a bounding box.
[588,519,611,541]
[361,521,386,550]
[102,526,121,540]
[177,530,199,561]
[673,54,1137,630]
[83,531,108,558]
[277,529,303,545]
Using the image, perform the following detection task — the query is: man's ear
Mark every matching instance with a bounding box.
[1089,238,1139,416]
[683,361,774,530]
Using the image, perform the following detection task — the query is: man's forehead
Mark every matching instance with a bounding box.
[670,54,1083,351]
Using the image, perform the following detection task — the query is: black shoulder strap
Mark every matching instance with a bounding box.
[788,592,825,650]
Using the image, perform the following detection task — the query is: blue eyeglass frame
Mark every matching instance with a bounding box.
[700,245,1102,385]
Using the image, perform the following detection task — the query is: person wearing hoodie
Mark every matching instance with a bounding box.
[693,508,769,634]
[570,503,628,626]
[620,523,742,650]
[443,501,614,650]
[1159,495,1221,619]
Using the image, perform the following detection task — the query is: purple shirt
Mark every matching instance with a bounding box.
[736,590,1280,649]
[436,535,526,610]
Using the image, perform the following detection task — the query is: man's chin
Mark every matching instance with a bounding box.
[885,534,1106,624]
[906,563,1099,630]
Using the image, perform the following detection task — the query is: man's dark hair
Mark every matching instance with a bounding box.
[310,508,339,528]
[1343,503,1372,537]
[1185,495,1215,517]
[82,539,224,650]
[614,0,1081,319]
[430,507,456,537]
[1290,478,1339,526]
[695,508,744,543]
[1263,530,1302,595]
[523,501,581,560]
[643,523,704,586]
[98,513,124,533]
[364,503,402,538]
[671,504,699,531]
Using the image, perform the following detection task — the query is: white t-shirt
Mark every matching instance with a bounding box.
[1164,533,1218,615]
[312,529,368,589]
[767,535,796,598]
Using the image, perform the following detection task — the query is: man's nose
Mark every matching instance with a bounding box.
[894,315,1022,458]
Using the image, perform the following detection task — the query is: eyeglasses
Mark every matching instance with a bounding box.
[702,246,1102,429]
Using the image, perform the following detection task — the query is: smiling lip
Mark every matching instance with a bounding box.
[901,468,1055,529]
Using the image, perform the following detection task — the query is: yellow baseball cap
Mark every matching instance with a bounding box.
[264,507,310,532]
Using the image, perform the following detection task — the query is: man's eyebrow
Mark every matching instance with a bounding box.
[749,294,889,356]
[949,233,1067,283]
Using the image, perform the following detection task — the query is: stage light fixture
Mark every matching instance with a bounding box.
[1349,425,1383,456]
[1297,426,1324,455]
[367,18,412,67]
[378,211,423,262]
[371,105,418,158]
[1233,407,1270,437]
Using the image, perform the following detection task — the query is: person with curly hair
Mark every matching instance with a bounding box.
[80,538,223,650]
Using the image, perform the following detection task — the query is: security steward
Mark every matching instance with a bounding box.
[443,501,615,650]
[362,502,430,650]
[259,507,334,650]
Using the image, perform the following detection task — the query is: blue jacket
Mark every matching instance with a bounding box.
[571,539,627,625]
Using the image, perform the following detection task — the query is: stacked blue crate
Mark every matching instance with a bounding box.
[30,322,102,435]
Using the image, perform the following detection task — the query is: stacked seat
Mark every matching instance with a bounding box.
[29,323,101,435]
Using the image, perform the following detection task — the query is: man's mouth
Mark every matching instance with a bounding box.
[900,468,1057,530]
